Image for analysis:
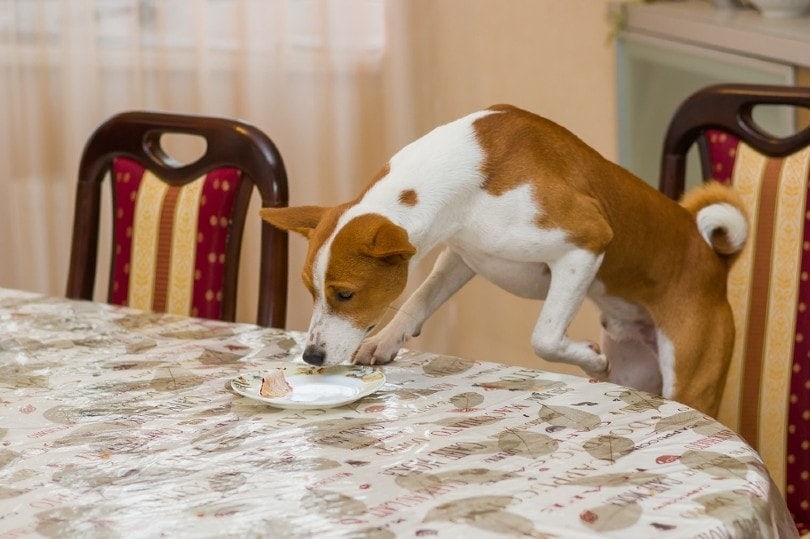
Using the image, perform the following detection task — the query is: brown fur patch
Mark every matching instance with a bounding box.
[324,214,414,328]
[474,104,730,315]
[680,180,745,215]
[473,105,613,253]
[399,189,418,206]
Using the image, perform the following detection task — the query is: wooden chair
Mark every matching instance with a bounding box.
[66,111,289,328]
[660,83,810,533]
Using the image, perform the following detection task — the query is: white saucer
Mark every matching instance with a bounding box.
[230,365,386,409]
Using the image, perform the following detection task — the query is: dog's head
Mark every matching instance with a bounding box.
[260,206,415,365]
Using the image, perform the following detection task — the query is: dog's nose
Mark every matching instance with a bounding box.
[302,345,326,366]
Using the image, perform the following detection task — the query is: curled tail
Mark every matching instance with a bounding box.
[680,181,748,256]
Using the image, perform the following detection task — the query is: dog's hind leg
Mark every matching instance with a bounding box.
[353,248,475,365]
[531,248,609,379]
[656,301,734,417]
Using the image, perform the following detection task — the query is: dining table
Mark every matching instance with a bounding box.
[0,287,799,538]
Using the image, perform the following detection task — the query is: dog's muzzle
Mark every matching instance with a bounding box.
[302,345,326,366]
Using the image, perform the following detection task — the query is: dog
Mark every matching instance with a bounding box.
[260,104,747,417]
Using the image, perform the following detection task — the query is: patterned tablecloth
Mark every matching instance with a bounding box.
[0,289,798,538]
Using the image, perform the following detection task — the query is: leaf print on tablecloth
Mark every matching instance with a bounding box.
[473,379,565,392]
[149,367,204,391]
[362,387,440,403]
[52,464,130,490]
[425,439,501,460]
[497,430,558,457]
[423,495,546,537]
[197,348,244,365]
[537,404,601,431]
[0,372,50,389]
[43,406,81,425]
[238,333,301,361]
[245,518,317,539]
[612,389,667,413]
[262,457,341,473]
[695,489,772,532]
[301,489,366,518]
[579,501,642,532]
[0,449,20,470]
[396,468,518,493]
[107,360,163,371]
[114,312,169,330]
[192,422,253,453]
[53,463,196,493]
[306,418,388,451]
[582,434,635,463]
[49,422,139,450]
[654,411,719,434]
[421,355,475,377]
[349,527,395,539]
[207,471,247,492]
[71,335,136,352]
[0,485,27,499]
[432,414,502,433]
[36,506,119,539]
[680,450,749,479]
[2,360,50,389]
[43,399,154,425]
[567,471,663,488]
[158,325,238,341]
[449,392,484,411]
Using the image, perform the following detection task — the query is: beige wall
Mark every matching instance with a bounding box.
[282,0,617,375]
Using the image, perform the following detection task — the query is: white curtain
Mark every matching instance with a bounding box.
[0,0,420,331]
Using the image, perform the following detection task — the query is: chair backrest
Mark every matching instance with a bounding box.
[66,111,289,328]
[660,83,810,532]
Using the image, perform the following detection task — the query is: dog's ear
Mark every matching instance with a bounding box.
[364,217,416,265]
[259,206,328,238]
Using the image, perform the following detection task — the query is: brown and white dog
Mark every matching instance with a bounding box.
[260,105,747,416]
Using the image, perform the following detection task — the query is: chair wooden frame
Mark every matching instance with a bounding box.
[660,83,810,198]
[66,111,289,328]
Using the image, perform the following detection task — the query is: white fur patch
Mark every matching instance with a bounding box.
[656,329,676,399]
[307,308,368,364]
[340,109,497,257]
[695,203,748,255]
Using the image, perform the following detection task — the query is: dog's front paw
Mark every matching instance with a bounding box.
[583,343,610,380]
[353,335,402,366]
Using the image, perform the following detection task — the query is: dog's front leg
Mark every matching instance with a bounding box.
[353,248,475,365]
[531,249,609,379]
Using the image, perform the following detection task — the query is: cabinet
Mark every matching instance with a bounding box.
[615,0,810,188]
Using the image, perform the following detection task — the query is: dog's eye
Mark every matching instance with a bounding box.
[336,290,354,301]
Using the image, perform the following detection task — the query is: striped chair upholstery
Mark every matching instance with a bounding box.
[67,111,289,328]
[110,157,243,320]
[660,84,810,532]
